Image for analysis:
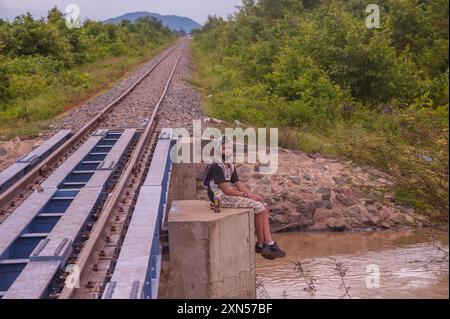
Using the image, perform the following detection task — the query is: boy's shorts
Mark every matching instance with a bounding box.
[220,195,267,214]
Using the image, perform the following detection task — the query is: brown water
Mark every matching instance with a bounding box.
[256,230,449,299]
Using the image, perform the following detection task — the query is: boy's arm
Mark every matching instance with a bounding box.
[235,181,250,193]
[219,182,247,197]
[235,181,264,202]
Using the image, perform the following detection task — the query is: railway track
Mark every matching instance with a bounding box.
[0,41,183,223]
[0,39,186,299]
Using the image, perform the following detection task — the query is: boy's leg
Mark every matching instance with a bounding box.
[220,195,285,259]
[261,208,274,244]
[253,205,286,259]
[255,212,266,245]
[221,195,267,244]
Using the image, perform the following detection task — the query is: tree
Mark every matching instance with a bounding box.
[255,0,303,20]
[389,0,429,52]
[4,13,73,65]
[47,6,64,24]
[0,57,9,104]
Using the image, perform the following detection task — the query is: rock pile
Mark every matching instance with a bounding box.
[197,148,414,232]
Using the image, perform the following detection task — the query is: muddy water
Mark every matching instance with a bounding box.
[256,230,449,299]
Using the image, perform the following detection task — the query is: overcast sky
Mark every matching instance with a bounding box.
[0,0,243,24]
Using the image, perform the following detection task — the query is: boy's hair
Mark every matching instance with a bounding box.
[203,135,233,188]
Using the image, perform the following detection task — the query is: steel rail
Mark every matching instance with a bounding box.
[58,44,184,299]
[0,42,182,216]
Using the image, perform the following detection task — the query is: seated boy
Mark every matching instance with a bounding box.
[205,136,286,260]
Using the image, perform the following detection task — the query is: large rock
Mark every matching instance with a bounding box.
[389,212,408,225]
[285,192,302,203]
[288,212,302,224]
[314,199,332,209]
[297,192,320,203]
[269,205,286,215]
[308,222,328,231]
[281,191,289,199]
[273,214,289,224]
[316,186,331,200]
[298,202,315,226]
[345,217,364,228]
[282,201,298,212]
[314,208,332,223]
[333,176,346,185]
[326,218,346,231]
[336,188,360,207]
[346,206,362,219]
[194,143,413,232]
[366,208,383,226]
[290,176,301,185]
[252,184,270,195]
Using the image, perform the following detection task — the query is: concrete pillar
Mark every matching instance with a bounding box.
[168,163,198,201]
[167,200,256,299]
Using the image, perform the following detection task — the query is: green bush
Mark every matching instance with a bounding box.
[0,57,9,105]
[0,7,176,129]
[192,0,449,225]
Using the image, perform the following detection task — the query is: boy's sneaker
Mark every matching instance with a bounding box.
[255,243,274,260]
[255,243,263,254]
[261,242,286,259]
[255,244,275,260]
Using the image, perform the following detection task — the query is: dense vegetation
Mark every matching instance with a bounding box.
[0,7,176,136]
[192,0,449,226]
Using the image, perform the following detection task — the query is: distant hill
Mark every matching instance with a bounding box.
[103,12,201,33]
